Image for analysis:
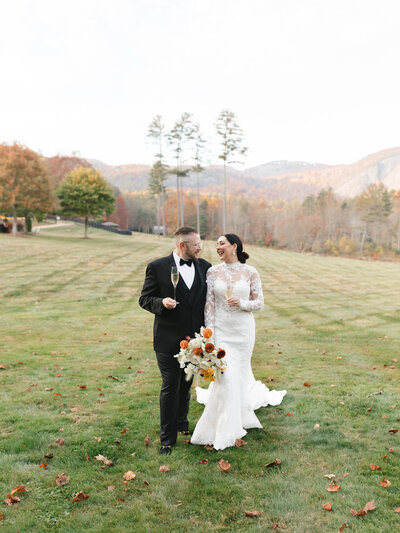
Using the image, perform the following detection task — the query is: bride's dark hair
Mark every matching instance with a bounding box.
[224,234,249,264]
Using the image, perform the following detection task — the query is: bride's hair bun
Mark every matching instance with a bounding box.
[224,234,249,264]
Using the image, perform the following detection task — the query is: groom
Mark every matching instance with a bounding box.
[139,226,211,454]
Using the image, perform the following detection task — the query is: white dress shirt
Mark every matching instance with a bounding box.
[173,251,195,289]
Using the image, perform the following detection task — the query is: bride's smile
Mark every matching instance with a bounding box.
[216,236,237,263]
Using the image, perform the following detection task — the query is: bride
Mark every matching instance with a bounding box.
[190,234,287,450]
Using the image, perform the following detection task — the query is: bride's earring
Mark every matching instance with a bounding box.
[232,250,235,255]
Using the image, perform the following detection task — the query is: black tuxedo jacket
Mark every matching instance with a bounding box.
[139,253,212,355]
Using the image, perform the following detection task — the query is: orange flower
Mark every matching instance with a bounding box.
[201,368,215,382]
[180,340,189,349]
[205,343,215,353]
[217,349,226,359]
[202,328,213,339]
[193,348,203,356]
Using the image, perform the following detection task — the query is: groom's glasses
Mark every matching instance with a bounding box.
[184,241,202,249]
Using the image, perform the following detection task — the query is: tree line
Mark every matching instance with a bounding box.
[0,143,115,237]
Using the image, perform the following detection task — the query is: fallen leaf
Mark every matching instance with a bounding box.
[322,503,332,511]
[56,473,70,486]
[108,375,119,380]
[235,438,247,447]
[265,459,282,468]
[388,429,398,433]
[380,478,391,487]
[123,470,136,480]
[370,464,381,470]
[343,473,349,477]
[183,439,191,444]
[130,452,136,458]
[72,491,89,502]
[389,448,394,453]
[94,437,102,442]
[121,428,128,435]
[285,413,293,417]
[338,524,347,532]
[244,510,261,517]
[10,485,28,495]
[4,495,20,505]
[55,438,64,446]
[144,435,151,446]
[108,486,115,491]
[271,523,280,531]
[45,387,53,391]
[394,507,400,513]
[39,463,48,469]
[95,454,113,467]
[117,497,125,502]
[324,474,336,479]
[219,459,231,472]
[314,423,320,429]
[143,480,150,486]
[137,369,144,373]
[327,483,341,492]
[339,401,345,405]
[159,465,170,472]
[204,444,214,451]
[0,365,7,370]
[350,500,375,516]
[364,501,376,512]
[85,454,89,461]
[0,514,4,519]
[200,458,209,463]
[303,382,311,387]
[53,393,61,397]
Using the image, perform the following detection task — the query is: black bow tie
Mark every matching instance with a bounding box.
[179,258,193,267]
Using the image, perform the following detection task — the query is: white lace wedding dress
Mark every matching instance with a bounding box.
[190,262,287,450]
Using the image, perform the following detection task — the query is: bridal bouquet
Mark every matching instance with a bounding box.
[175,327,226,382]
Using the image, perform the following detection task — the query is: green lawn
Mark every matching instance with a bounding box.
[0,224,399,532]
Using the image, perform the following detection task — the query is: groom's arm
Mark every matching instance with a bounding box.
[139,263,165,317]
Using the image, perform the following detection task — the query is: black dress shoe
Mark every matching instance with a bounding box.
[159,445,172,455]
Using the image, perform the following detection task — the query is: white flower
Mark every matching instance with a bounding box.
[188,338,202,349]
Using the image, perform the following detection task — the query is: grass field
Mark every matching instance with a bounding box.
[0,224,399,532]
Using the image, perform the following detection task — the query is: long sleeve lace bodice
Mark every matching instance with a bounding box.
[204,262,264,330]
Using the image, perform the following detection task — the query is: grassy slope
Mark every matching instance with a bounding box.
[0,225,399,532]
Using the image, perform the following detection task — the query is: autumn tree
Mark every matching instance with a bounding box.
[356,183,392,250]
[0,142,53,234]
[45,155,93,188]
[215,109,247,233]
[57,167,115,238]
[166,112,194,228]
[107,194,127,229]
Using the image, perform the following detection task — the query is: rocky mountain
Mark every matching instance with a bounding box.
[89,147,400,200]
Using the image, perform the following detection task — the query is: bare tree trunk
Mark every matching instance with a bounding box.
[161,187,166,236]
[84,217,89,239]
[196,171,200,235]
[12,205,18,235]
[222,162,227,233]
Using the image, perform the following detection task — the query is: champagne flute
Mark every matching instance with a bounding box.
[171,266,179,302]
[225,280,233,300]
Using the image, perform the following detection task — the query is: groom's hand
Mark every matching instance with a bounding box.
[162,297,178,309]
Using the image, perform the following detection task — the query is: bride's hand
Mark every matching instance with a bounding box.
[227,296,240,308]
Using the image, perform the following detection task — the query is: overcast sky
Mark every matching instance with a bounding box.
[1,0,399,167]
